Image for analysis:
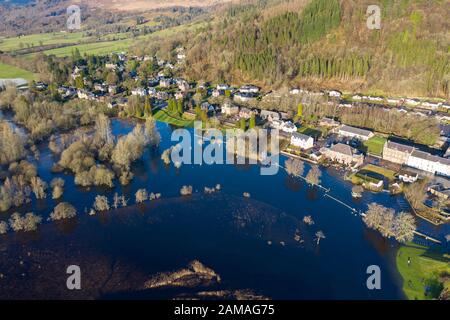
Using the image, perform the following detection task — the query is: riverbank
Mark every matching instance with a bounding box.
[396,243,449,300]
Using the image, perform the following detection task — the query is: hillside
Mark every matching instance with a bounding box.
[73,0,235,11]
[181,0,450,98]
[0,0,232,36]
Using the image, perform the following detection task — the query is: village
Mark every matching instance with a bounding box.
[18,49,450,226]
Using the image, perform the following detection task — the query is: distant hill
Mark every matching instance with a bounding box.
[0,0,229,36]
[73,0,235,11]
[182,0,450,98]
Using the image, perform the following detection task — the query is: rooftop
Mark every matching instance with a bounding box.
[330,143,353,156]
[411,150,450,165]
[292,132,312,142]
[339,125,373,137]
[385,141,415,154]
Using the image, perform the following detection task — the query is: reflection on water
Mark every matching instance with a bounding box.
[0,194,403,299]
[1,117,446,299]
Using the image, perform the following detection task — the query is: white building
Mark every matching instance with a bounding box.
[291,133,314,150]
[217,84,230,91]
[406,150,450,177]
[239,85,260,94]
[328,90,342,98]
[281,121,297,133]
[131,88,147,96]
[271,120,297,133]
[234,92,256,103]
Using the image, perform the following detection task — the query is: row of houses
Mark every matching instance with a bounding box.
[351,95,450,110]
[383,141,450,177]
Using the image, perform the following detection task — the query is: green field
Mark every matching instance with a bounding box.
[0,62,36,81]
[153,109,194,127]
[37,39,136,57]
[363,136,387,156]
[396,243,449,300]
[297,126,322,140]
[10,20,208,58]
[0,32,86,52]
[362,164,396,180]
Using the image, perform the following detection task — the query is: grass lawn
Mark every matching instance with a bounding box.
[153,109,194,127]
[0,62,37,81]
[298,126,322,140]
[396,243,449,300]
[0,31,86,52]
[362,164,396,181]
[363,136,387,156]
[21,20,207,58]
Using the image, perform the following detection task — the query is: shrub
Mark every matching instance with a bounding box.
[93,195,110,212]
[180,185,193,196]
[0,221,8,234]
[49,202,77,221]
[9,212,42,232]
[303,215,315,225]
[51,178,65,199]
[135,189,149,203]
[30,176,47,200]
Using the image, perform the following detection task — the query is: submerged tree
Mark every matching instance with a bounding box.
[363,203,416,243]
[30,177,47,200]
[306,166,321,186]
[9,212,42,232]
[0,221,8,234]
[0,121,26,165]
[93,195,110,212]
[285,158,305,178]
[51,178,65,199]
[180,185,193,196]
[303,215,315,226]
[135,189,149,203]
[315,230,326,245]
[49,202,77,221]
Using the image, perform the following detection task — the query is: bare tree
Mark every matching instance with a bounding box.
[9,212,42,232]
[51,178,65,199]
[315,230,326,245]
[145,117,161,147]
[392,212,416,243]
[49,202,77,221]
[93,195,110,212]
[180,185,193,196]
[363,203,415,242]
[161,147,172,165]
[306,166,321,186]
[30,176,47,200]
[0,121,26,165]
[404,180,428,210]
[285,158,304,177]
[303,215,315,226]
[0,221,8,234]
[94,113,114,147]
[135,189,149,203]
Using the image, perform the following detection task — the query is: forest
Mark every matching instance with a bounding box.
[183,0,450,98]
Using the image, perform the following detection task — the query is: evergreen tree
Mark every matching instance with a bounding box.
[144,96,152,117]
[249,114,256,129]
